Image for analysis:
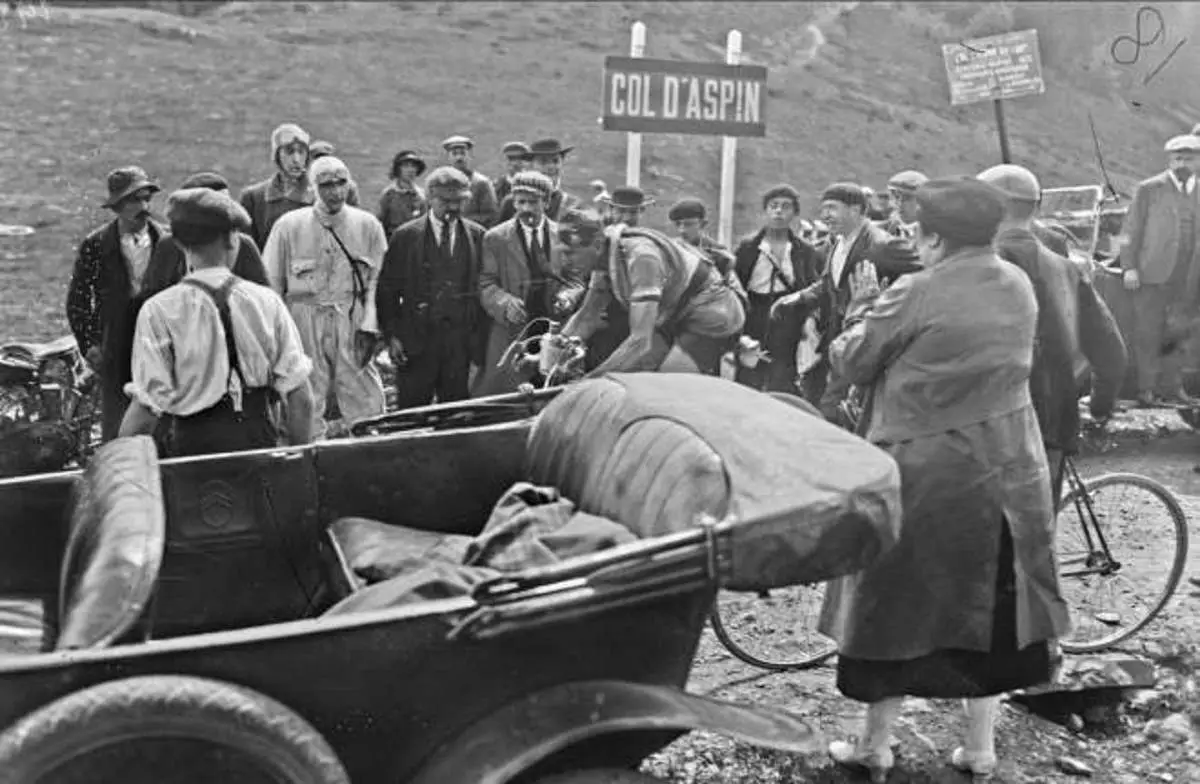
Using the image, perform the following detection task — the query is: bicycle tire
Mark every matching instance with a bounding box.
[1057,472,1189,653]
[709,586,837,671]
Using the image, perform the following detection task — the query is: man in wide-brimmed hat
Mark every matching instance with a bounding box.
[442,134,499,227]
[66,165,168,442]
[492,141,531,205]
[377,166,488,407]
[497,138,582,223]
[376,149,428,237]
[238,122,315,249]
[262,155,389,438]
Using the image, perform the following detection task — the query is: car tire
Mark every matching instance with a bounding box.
[534,770,664,783]
[0,675,349,784]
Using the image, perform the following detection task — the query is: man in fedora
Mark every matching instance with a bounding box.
[492,141,531,205]
[474,170,582,396]
[603,185,655,227]
[497,138,582,223]
[310,140,361,207]
[442,134,499,227]
[238,122,314,249]
[66,165,168,442]
[376,149,428,237]
[377,166,488,408]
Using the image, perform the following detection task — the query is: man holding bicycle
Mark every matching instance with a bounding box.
[552,208,745,376]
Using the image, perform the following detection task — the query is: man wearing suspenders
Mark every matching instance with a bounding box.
[120,188,315,456]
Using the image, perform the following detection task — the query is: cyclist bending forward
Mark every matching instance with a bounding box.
[553,208,746,376]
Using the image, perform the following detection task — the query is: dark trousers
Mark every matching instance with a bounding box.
[734,292,780,389]
[1132,282,1196,396]
[764,296,821,396]
[172,391,276,458]
[395,322,471,409]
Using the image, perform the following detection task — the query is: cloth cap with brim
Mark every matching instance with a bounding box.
[425,166,472,199]
[915,177,1007,246]
[668,198,707,222]
[391,150,427,177]
[762,184,801,211]
[605,186,654,208]
[271,123,311,161]
[180,171,229,192]
[442,135,474,151]
[528,138,574,158]
[502,141,531,158]
[820,182,868,210]
[976,164,1040,202]
[509,171,554,200]
[886,170,929,194]
[1165,134,1200,153]
[103,166,161,208]
[310,140,336,159]
[167,187,252,233]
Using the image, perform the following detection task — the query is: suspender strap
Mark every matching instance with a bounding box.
[181,276,248,393]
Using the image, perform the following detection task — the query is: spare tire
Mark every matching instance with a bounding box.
[0,675,349,784]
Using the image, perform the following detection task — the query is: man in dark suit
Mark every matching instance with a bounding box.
[767,182,921,419]
[496,138,583,224]
[65,166,168,441]
[442,135,500,228]
[377,166,487,408]
[1120,133,1200,407]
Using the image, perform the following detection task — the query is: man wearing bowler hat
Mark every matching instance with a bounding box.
[442,135,499,227]
[497,138,582,224]
[119,187,314,456]
[377,166,488,407]
[376,149,428,237]
[492,141,531,205]
[603,185,655,227]
[66,165,168,442]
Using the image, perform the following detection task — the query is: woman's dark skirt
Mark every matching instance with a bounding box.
[836,523,1053,702]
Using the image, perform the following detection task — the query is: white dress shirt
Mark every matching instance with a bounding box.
[121,227,153,295]
[1168,170,1196,195]
[828,221,867,285]
[746,238,794,295]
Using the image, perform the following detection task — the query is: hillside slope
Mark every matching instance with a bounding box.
[1,0,1197,339]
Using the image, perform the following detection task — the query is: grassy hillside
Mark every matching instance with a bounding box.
[1,0,1197,339]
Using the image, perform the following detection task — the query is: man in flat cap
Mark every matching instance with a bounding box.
[66,165,168,442]
[377,166,488,407]
[474,170,582,396]
[768,182,921,420]
[980,163,1127,502]
[492,141,531,205]
[142,171,270,302]
[1121,133,1200,407]
[238,122,314,250]
[376,149,428,237]
[310,140,361,207]
[442,135,499,227]
[497,138,582,224]
[119,188,314,456]
[552,208,745,376]
[879,170,928,239]
[730,185,824,390]
[262,156,388,437]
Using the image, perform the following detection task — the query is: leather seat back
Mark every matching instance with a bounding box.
[56,436,165,650]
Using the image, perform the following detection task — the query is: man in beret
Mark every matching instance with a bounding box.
[1120,133,1200,407]
[879,170,928,239]
[142,171,270,301]
[118,188,315,456]
[474,170,582,396]
[980,163,1128,502]
[552,208,745,376]
[376,149,428,237]
[442,135,500,227]
[768,181,921,419]
[377,166,488,407]
[497,138,582,224]
[262,156,388,437]
[239,122,315,250]
[492,141,531,205]
[66,165,168,442]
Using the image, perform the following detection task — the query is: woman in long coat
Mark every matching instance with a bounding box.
[818,178,1070,782]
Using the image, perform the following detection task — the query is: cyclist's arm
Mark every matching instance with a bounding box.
[585,300,661,376]
[561,271,613,340]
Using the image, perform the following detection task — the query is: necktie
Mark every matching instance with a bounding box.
[440,218,452,251]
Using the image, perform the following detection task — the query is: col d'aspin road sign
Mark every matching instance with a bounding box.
[942,29,1045,107]
[601,56,768,138]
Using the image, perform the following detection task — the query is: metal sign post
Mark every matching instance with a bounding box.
[717,31,742,248]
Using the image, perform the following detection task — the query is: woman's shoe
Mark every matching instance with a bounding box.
[950,746,998,779]
[829,740,894,783]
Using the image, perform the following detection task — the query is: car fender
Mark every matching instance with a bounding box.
[405,679,821,784]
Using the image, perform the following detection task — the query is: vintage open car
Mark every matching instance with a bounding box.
[0,373,901,783]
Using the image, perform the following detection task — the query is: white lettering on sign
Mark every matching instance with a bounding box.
[610,73,627,115]
[663,75,680,119]
[685,77,702,120]
[639,73,656,117]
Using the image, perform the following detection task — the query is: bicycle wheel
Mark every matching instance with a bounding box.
[710,584,837,671]
[1056,472,1189,653]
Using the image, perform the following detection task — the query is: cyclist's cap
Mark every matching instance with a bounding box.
[886,170,929,194]
[167,187,251,232]
[668,198,706,222]
[558,208,605,243]
[976,164,1040,203]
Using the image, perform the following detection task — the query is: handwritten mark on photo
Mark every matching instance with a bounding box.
[1110,5,1166,65]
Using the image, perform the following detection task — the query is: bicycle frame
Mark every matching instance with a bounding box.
[1059,455,1121,579]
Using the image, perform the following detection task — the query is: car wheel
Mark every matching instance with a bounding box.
[0,675,349,784]
[534,770,664,783]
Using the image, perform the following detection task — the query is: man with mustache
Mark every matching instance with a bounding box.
[496,138,583,224]
[238,123,315,249]
[65,165,168,441]
[376,166,488,408]
[441,135,499,228]
[262,156,388,437]
[474,170,582,396]
[1120,133,1200,407]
